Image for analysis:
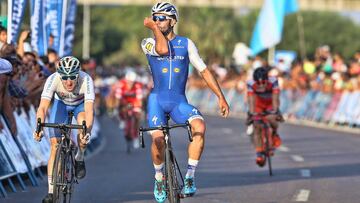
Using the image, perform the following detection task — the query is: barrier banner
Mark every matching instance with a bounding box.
[0,141,15,177]
[0,116,28,173]
[46,0,68,56]
[7,0,27,44]
[30,0,48,56]
[63,0,77,56]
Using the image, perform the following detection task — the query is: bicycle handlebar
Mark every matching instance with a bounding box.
[139,121,193,148]
[36,118,87,134]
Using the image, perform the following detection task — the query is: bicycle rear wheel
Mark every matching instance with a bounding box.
[52,144,66,203]
[165,149,181,203]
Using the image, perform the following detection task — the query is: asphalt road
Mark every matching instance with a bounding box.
[2,114,360,203]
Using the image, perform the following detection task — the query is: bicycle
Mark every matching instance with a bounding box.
[36,111,87,203]
[120,103,139,153]
[251,112,274,176]
[139,114,193,203]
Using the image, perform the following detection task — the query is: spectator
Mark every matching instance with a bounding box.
[0,58,17,136]
[0,26,7,50]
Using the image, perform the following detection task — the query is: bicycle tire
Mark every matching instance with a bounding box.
[52,144,65,203]
[264,127,273,176]
[165,149,180,203]
[63,149,76,203]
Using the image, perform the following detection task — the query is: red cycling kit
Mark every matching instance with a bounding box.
[247,77,279,113]
[114,79,143,112]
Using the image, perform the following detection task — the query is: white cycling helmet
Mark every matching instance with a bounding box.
[125,70,137,82]
[151,2,178,21]
[57,56,81,75]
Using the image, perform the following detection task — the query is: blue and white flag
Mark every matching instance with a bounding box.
[30,0,48,56]
[7,0,27,44]
[46,0,68,56]
[250,0,298,56]
[63,0,77,56]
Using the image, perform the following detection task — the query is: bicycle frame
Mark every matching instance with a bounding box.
[139,114,193,203]
[36,112,87,203]
[252,113,274,176]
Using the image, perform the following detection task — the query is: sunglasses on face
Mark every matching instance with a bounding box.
[152,15,172,22]
[61,75,78,81]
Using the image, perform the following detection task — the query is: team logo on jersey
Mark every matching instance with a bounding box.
[145,42,153,52]
[152,116,158,125]
[162,68,168,73]
[174,68,180,73]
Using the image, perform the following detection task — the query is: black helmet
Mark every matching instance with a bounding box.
[253,67,269,82]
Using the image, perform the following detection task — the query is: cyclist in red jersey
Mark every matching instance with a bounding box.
[247,67,283,167]
[114,70,143,151]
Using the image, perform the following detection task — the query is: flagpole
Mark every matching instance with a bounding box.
[296,12,306,60]
[268,46,275,66]
[83,0,90,59]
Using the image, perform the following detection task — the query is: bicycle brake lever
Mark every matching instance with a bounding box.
[139,128,145,148]
[36,118,42,134]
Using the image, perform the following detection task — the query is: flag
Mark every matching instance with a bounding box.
[250,0,298,56]
[63,0,77,56]
[7,0,27,44]
[30,0,48,56]
[46,0,68,56]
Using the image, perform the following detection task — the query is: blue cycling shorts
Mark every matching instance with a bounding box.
[48,99,84,138]
[147,92,203,127]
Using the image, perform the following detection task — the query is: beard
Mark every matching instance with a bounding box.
[161,26,173,36]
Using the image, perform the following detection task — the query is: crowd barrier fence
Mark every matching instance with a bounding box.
[0,105,101,198]
[187,87,360,128]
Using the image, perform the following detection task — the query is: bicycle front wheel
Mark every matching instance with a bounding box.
[264,128,273,176]
[165,149,180,203]
[52,144,66,203]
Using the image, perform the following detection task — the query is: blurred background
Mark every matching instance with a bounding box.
[1,0,360,202]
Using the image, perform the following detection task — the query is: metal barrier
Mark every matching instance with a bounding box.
[187,87,360,128]
[0,106,102,198]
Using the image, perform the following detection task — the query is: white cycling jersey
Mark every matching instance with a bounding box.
[41,71,95,106]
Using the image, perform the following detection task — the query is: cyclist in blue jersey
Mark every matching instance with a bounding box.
[142,2,229,202]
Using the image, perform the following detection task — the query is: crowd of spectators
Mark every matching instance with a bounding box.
[188,45,360,97]
[0,26,61,136]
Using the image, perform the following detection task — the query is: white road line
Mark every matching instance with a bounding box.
[294,189,310,202]
[278,145,290,152]
[291,155,304,162]
[221,128,233,134]
[300,169,311,178]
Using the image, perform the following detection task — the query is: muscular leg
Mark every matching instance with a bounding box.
[151,130,165,181]
[266,114,279,134]
[253,123,263,152]
[47,137,60,193]
[188,119,206,160]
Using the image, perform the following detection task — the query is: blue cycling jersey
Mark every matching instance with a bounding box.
[146,35,190,95]
[142,35,206,127]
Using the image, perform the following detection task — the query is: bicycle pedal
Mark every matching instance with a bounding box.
[75,179,79,184]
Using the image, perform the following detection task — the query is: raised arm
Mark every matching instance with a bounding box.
[143,17,168,55]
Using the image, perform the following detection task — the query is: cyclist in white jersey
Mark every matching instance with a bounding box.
[33,56,95,203]
[142,2,229,202]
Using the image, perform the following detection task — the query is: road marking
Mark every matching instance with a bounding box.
[278,145,290,152]
[291,155,304,162]
[300,169,311,178]
[294,189,310,202]
[221,128,233,134]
